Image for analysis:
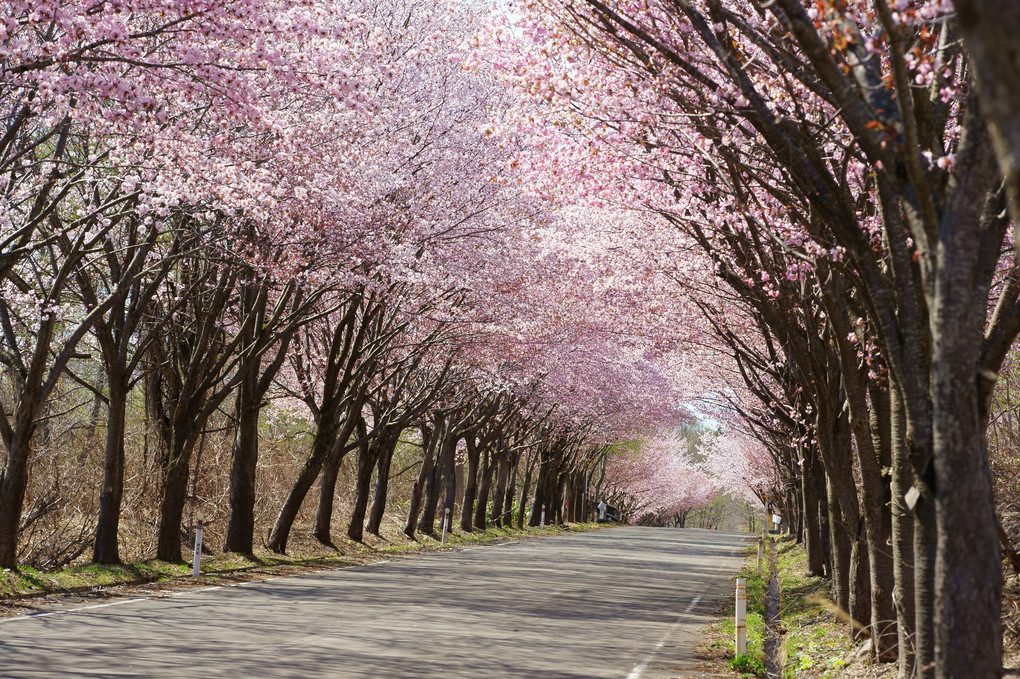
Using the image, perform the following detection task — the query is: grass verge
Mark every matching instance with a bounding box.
[1,522,601,601]
[775,535,894,679]
[697,540,768,677]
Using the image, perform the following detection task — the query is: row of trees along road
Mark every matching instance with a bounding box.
[7,0,1020,676]
[0,0,762,583]
[478,0,1020,677]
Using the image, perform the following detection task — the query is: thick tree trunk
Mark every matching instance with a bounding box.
[224,372,259,554]
[474,449,492,530]
[528,458,546,528]
[347,441,378,543]
[518,456,534,529]
[802,448,827,577]
[0,434,32,569]
[417,423,450,536]
[500,453,518,527]
[268,417,341,554]
[93,375,126,564]
[155,429,195,562]
[932,197,1002,677]
[460,436,480,532]
[313,426,356,545]
[366,431,398,537]
[953,0,1020,228]
[404,425,436,539]
[826,475,851,614]
[440,435,459,535]
[849,532,871,642]
[490,455,509,528]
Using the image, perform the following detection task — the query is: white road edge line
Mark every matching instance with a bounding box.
[626,596,702,679]
[0,597,148,624]
[171,586,221,596]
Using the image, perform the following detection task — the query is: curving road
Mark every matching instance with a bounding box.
[0,527,749,678]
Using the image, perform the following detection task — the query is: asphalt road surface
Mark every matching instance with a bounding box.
[0,527,750,678]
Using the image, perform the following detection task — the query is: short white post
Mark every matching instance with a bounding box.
[735,577,747,657]
[441,508,450,546]
[757,541,763,575]
[540,510,546,527]
[192,519,205,577]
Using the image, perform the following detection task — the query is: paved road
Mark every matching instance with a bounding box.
[0,527,749,678]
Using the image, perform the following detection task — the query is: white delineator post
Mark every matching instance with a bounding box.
[192,518,205,577]
[735,578,747,657]
[540,510,546,527]
[441,508,450,546]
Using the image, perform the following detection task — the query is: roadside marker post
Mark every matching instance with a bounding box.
[192,513,206,577]
[540,510,546,527]
[441,508,450,546]
[735,578,747,657]
[757,541,763,575]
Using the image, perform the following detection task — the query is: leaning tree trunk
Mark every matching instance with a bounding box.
[268,417,343,554]
[366,431,399,536]
[347,439,379,542]
[313,419,359,545]
[405,424,437,539]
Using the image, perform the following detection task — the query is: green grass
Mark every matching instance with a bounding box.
[1,522,602,599]
[715,541,769,677]
[773,536,893,678]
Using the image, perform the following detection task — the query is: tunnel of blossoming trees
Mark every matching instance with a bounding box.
[2,0,1020,675]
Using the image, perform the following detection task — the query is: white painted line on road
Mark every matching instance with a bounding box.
[171,586,221,596]
[626,596,702,679]
[494,541,519,547]
[78,598,148,611]
[0,597,148,624]
[0,611,58,624]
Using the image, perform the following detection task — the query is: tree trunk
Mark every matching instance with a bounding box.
[518,455,534,529]
[500,453,519,527]
[440,435,459,535]
[474,448,493,530]
[347,439,378,543]
[224,371,260,554]
[827,474,851,614]
[92,374,126,564]
[155,428,195,563]
[417,426,450,537]
[490,455,509,528]
[404,425,436,540]
[268,417,342,554]
[890,383,917,679]
[366,431,398,537]
[460,436,480,532]
[849,531,871,642]
[313,420,358,545]
[802,447,826,577]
